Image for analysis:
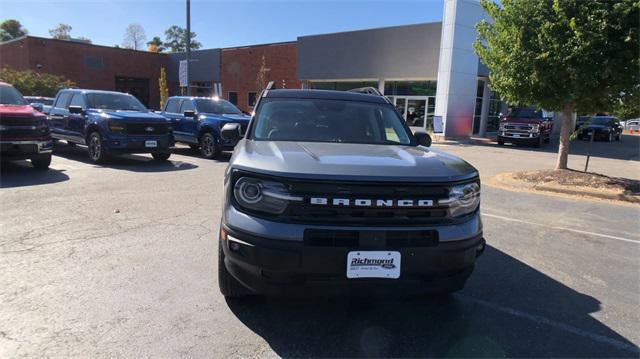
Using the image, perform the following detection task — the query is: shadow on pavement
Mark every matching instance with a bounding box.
[227,246,638,358]
[0,161,69,188]
[53,143,199,172]
[171,146,232,163]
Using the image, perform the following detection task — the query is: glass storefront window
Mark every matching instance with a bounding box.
[384,81,436,96]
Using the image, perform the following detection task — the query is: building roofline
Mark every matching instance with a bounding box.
[0,35,28,45]
[0,35,168,55]
[297,21,442,40]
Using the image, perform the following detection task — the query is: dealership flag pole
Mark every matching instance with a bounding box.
[186,0,191,96]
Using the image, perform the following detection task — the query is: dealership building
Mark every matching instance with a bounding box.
[0,0,519,138]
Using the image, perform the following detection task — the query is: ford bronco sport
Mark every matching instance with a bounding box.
[218,85,485,297]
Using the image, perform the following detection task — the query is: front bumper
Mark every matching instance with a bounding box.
[0,139,53,159]
[221,206,485,295]
[103,134,174,154]
[498,133,540,144]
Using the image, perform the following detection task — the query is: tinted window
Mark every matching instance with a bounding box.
[194,99,242,115]
[0,85,27,105]
[69,94,86,108]
[253,99,412,145]
[591,117,615,125]
[228,92,238,105]
[165,99,181,113]
[86,93,147,111]
[508,107,543,118]
[55,92,73,109]
[179,100,195,113]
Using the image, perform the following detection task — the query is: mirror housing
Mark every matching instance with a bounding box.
[415,131,432,147]
[220,123,242,141]
[68,105,84,114]
[30,102,44,113]
[183,110,196,117]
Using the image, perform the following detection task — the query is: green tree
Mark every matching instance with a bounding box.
[0,19,28,41]
[158,66,169,109]
[49,23,72,40]
[474,0,639,170]
[147,36,165,52]
[0,67,75,97]
[612,89,640,119]
[164,25,201,52]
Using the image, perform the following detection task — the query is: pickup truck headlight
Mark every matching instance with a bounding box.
[530,124,540,133]
[233,177,302,215]
[108,120,126,134]
[442,182,480,218]
[498,123,505,131]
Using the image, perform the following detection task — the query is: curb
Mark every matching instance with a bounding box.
[487,173,640,205]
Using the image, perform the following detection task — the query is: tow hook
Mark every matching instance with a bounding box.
[476,238,486,257]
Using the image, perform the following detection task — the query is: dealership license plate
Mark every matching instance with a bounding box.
[346,251,401,279]
[145,140,158,148]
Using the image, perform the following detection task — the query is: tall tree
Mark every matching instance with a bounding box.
[0,19,28,41]
[147,36,165,52]
[164,25,201,52]
[123,24,146,50]
[475,0,638,170]
[49,24,72,40]
[158,67,169,109]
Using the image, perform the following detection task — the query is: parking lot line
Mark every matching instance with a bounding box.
[483,213,640,245]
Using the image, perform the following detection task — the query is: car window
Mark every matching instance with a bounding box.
[54,92,73,109]
[194,99,242,115]
[179,100,195,113]
[0,85,27,105]
[69,94,86,108]
[165,99,181,113]
[85,93,147,111]
[252,98,413,145]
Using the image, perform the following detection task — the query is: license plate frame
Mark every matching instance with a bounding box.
[346,251,401,279]
[145,140,158,148]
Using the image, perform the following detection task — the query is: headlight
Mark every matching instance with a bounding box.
[441,182,480,217]
[36,120,49,134]
[108,120,126,134]
[233,176,302,214]
[530,124,540,133]
[499,123,505,131]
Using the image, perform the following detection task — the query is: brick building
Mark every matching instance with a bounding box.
[220,42,300,113]
[0,36,170,109]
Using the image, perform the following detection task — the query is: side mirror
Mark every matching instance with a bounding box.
[183,110,196,117]
[415,132,432,147]
[30,102,44,113]
[220,123,242,141]
[68,105,84,114]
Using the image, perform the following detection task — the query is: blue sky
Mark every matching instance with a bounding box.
[2,0,444,49]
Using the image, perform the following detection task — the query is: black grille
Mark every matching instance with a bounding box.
[0,116,47,138]
[304,229,439,248]
[125,123,169,135]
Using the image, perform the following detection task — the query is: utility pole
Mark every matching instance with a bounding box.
[186,0,191,96]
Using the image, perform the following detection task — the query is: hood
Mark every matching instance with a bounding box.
[230,141,478,182]
[0,104,44,118]
[202,113,251,122]
[89,109,168,122]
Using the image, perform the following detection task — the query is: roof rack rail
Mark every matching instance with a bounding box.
[347,87,383,96]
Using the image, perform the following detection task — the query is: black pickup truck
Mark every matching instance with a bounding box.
[217,85,485,297]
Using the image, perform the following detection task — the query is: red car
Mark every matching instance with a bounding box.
[0,82,53,169]
[497,107,553,147]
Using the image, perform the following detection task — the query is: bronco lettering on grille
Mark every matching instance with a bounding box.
[309,198,434,207]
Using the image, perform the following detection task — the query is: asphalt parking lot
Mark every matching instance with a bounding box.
[1,138,639,357]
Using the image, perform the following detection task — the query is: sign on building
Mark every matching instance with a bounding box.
[179,60,188,87]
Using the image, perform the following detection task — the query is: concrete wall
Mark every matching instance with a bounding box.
[297,23,442,80]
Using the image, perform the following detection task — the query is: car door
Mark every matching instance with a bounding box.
[178,99,199,143]
[67,93,87,141]
[163,99,188,141]
[48,91,73,138]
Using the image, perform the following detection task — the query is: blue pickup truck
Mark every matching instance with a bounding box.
[48,89,174,163]
[161,96,250,159]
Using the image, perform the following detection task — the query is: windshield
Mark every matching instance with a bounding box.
[590,117,615,125]
[507,107,543,118]
[195,99,242,115]
[252,98,413,145]
[0,85,28,106]
[86,93,147,111]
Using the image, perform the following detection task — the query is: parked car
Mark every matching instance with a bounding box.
[217,85,485,297]
[24,96,55,114]
[48,89,174,163]
[624,119,640,133]
[0,82,53,169]
[497,107,553,147]
[161,96,250,159]
[575,116,622,142]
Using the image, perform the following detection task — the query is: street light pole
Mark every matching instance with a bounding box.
[186,0,191,96]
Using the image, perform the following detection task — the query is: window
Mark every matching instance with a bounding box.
[228,92,238,105]
[194,99,242,115]
[248,92,257,107]
[69,94,86,108]
[54,92,73,109]
[384,81,436,96]
[86,93,147,111]
[0,85,27,105]
[179,100,195,113]
[164,99,181,113]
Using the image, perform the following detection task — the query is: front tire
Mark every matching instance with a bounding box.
[218,239,250,298]
[31,155,51,170]
[87,132,107,163]
[200,132,221,159]
[497,138,505,146]
[152,152,171,161]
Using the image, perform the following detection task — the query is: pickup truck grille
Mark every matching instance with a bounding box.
[125,123,170,135]
[0,116,48,139]
[503,123,533,131]
[280,180,452,225]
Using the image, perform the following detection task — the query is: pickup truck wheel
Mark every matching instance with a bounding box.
[87,132,107,163]
[152,152,171,161]
[544,134,551,143]
[31,155,51,170]
[200,132,220,159]
[497,139,505,145]
[533,135,542,148]
[218,239,250,298]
